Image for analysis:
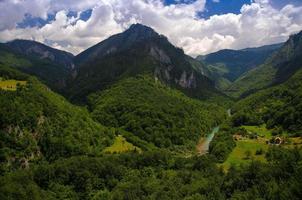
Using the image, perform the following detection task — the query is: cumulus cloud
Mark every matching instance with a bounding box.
[0,0,302,57]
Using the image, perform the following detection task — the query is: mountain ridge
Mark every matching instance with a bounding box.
[67,23,225,103]
[196,43,283,89]
[226,30,302,98]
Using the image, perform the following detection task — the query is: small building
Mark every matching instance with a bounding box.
[275,137,282,145]
[233,134,243,141]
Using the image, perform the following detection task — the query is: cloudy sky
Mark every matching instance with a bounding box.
[0,0,302,57]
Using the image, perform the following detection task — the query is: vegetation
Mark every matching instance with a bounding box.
[0,147,301,200]
[226,31,302,98]
[241,125,272,139]
[104,135,142,154]
[68,24,226,104]
[0,78,26,91]
[221,140,268,170]
[198,43,282,90]
[4,40,74,92]
[209,124,236,162]
[0,66,114,173]
[232,68,302,134]
[0,24,301,200]
[89,75,226,150]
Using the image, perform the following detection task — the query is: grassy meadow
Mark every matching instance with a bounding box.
[0,78,27,91]
[221,139,268,170]
[221,125,302,170]
[241,125,272,138]
[104,135,142,154]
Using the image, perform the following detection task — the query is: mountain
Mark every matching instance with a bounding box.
[0,24,229,153]
[196,43,282,90]
[64,24,228,149]
[0,24,228,154]
[226,31,302,98]
[6,40,74,69]
[3,39,74,91]
[75,24,162,65]
[68,24,223,102]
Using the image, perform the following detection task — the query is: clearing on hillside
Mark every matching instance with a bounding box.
[221,139,268,170]
[0,78,27,91]
[104,135,142,154]
[241,125,272,139]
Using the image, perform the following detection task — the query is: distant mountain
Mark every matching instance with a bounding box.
[196,43,282,89]
[3,39,74,91]
[69,24,222,102]
[6,39,74,69]
[227,31,302,98]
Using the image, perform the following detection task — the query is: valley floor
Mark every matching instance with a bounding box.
[219,125,302,170]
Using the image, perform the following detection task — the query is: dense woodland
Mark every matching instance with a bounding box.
[231,69,302,135]
[88,75,225,149]
[0,147,301,200]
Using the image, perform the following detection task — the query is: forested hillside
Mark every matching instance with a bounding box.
[88,75,226,150]
[0,55,113,173]
[197,43,282,90]
[1,41,74,92]
[232,68,302,134]
[226,31,302,98]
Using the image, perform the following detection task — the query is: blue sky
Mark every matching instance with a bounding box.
[165,0,302,18]
[1,0,302,56]
[17,0,302,30]
[165,0,252,18]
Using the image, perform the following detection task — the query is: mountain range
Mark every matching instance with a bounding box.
[0,23,302,200]
[197,43,283,90]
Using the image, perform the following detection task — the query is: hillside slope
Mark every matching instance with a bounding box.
[197,43,282,90]
[0,53,113,172]
[88,75,226,150]
[232,68,302,134]
[3,40,74,91]
[226,31,302,98]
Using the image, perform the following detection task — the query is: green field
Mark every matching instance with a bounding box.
[0,78,27,91]
[104,135,142,154]
[221,139,268,170]
[241,125,272,138]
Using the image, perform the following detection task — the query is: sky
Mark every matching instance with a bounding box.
[0,0,302,57]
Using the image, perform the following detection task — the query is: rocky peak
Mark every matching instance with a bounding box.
[125,23,160,40]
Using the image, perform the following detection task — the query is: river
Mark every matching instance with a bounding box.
[196,109,231,155]
[196,126,220,155]
[227,108,231,117]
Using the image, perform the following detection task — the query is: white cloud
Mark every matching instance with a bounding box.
[0,0,302,57]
